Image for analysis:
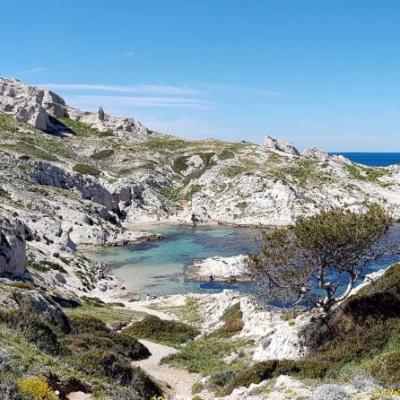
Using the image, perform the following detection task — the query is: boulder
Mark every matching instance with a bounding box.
[0,219,31,279]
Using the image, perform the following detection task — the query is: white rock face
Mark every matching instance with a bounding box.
[0,78,152,140]
[302,146,329,161]
[149,290,311,361]
[0,219,31,279]
[185,255,250,281]
[238,296,311,361]
[263,135,300,156]
[0,78,66,131]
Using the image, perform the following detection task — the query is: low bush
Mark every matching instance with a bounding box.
[364,351,400,389]
[222,359,330,395]
[210,303,243,338]
[69,314,109,335]
[69,350,160,398]
[70,350,132,384]
[162,336,250,375]
[124,315,199,347]
[65,314,150,360]
[90,149,114,160]
[72,163,100,177]
[18,376,57,400]
[0,309,60,355]
[172,155,190,173]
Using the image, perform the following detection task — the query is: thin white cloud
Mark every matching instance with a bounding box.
[122,51,135,57]
[66,94,215,110]
[40,83,204,96]
[9,67,46,76]
[208,83,284,97]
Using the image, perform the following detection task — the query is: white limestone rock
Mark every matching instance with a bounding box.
[185,255,250,281]
[0,77,151,140]
[302,146,329,161]
[263,135,300,156]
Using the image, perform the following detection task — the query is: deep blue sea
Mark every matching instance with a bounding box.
[331,152,400,167]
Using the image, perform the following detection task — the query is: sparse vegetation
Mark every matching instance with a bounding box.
[58,117,113,138]
[65,303,144,328]
[162,335,251,375]
[210,303,244,338]
[345,163,387,182]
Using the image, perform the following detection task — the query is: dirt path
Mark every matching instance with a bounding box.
[123,300,178,320]
[132,339,201,400]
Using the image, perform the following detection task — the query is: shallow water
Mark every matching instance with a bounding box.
[88,223,400,299]
[89,224,261,297]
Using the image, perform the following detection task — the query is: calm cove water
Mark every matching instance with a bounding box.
[331,152,400,167]
[89,225,261,297]
[88,224,400,299]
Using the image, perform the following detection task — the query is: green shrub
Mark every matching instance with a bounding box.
[69,314,109,335]
[345,164,387,182]
[71,350,132,384]
[184,184,203,200]
[72,163,100,177]
[364,351,400,388]
[199,152,215,165]
[173,155,190,173]
[65,314,150,360]
[0,187,11,199]
[222,359,329,395]
[210,303,244,338]
[0,309,61,355]
[218,149,235,160]
[58,118,110,138]
[124,315,199,347]
[90,149,114,160]
[162,336,250,375]
[0,114,18,132]
[145,136,187,151]
[221,165,247,177]
[69,350,160,398]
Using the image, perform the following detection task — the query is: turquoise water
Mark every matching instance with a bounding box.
[88,223,400,300]
[89,225,261,297]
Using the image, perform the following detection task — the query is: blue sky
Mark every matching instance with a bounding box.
[1,0,400,151]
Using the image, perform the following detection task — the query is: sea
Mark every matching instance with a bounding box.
[331,152,400,167]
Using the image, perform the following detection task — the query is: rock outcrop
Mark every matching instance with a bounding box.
[0,78,152,140]
[0,219,31,279]
[185,255,251,281]
[302,146,329,160]
[263,134,300,156]
[0,78,67,131]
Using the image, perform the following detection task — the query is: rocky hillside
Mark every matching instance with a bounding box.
[2,76,400,298]
[1,77,400,399]
[2,77,400,232]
